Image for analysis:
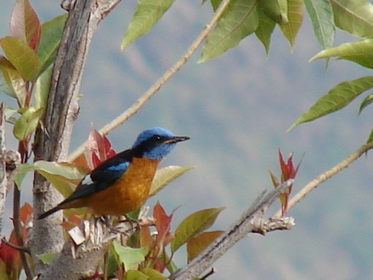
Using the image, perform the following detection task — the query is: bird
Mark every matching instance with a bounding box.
[38,127,190,220]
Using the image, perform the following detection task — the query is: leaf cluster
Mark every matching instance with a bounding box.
[0,0,66,143]
[120,0,373,140]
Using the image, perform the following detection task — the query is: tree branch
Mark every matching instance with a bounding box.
[0,103,6,237]
[0,104,21,236]
[169,180,295,280]
[31,0,121,275]
[68,0,233,162]
[38,218,143,280]
[273,141,373,218]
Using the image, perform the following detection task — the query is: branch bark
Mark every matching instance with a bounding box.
[38,217,143,280]
[31,0,121,275]
[0,103,6,236]
[0,104,21,237]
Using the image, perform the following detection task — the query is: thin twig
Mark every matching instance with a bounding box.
[1,238,31,254]
[68,0,232,162]
[273,141,373,218]
[13,182,34,279]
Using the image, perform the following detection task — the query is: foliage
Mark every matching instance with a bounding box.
[269,150,301,216]
[0,0,373,279]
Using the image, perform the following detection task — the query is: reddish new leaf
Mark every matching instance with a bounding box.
[10,0,41,50]
[0,203,30,278]
[151,202,173,268]
[19,202,33,225]
[139,226,153,253]
[153,202,173,247]
[271,150,302,216]
[0,232,22,277]
[86,127,116,169]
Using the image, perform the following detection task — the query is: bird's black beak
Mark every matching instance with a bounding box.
[164,136,190,144]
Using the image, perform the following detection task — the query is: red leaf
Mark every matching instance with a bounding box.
[151,202,173,267]
[19,202,33,225]
[139,226,153,251]
[90,152,101,170]
[0,232,21,276]
[274,150,302,216]
[10,0,41,50]
[86,127,116,169]
[153,202,173,245]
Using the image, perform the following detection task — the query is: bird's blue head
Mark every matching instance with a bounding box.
[132,127,189,160]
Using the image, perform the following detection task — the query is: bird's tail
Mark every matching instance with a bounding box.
[38,206,62,220]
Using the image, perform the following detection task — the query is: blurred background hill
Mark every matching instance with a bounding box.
[1,1,373,279]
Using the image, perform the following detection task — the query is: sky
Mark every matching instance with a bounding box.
[1,1,373,279]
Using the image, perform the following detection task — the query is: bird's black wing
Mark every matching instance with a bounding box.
[61,149,133,204]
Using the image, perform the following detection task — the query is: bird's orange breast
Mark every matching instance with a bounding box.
[77,157,160,216]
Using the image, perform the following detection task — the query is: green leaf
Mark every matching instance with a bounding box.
[121,0,175,50]
[0,259,10,280]
[15,163,33,187]
[339,54,373,69]
[289,76,373,130]
[33,160,87,198]
[359,93,373,114]
[0,67,15,97]
[199,0,259,62]
[259,0,288,24]
[10,0,41,50]
[34,64,52,111]
[331,0,373,37]
[171,207,225,253]
[366,129,373,144]
[311,39,373,61]
[13,106,43,140]
[36,252,58,265]
[0,57,27,107]
[310,39,373,69]
[255,8,276,54]
[187,230,223,262]
[112,241,147,270]
[37,14,67,75]
[279,0,304,48]
[210,0,222,11]
[0,36,39,81]
[149,165,194,197]
[4,106,18,125]
[124,270,148,280]
[140,268,166,280]
[304,0,335,49]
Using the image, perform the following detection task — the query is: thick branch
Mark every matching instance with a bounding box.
[0,104,21,236]
[169,180,294,280]
[38,218,143,280]
[31,0,121,274]
[0,103,5,236]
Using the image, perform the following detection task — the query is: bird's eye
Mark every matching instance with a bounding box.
[155,135,162,141]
